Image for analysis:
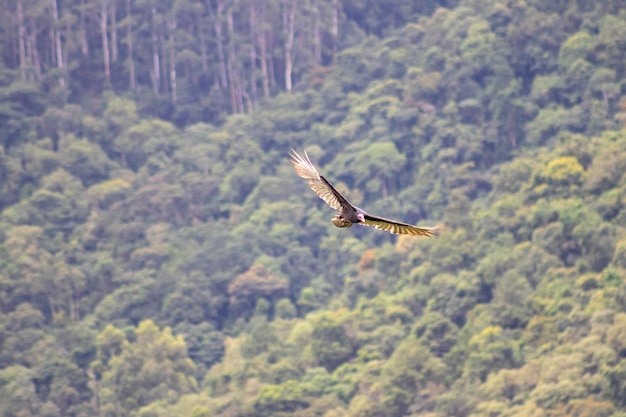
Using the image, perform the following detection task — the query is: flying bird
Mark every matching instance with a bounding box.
[289,148,439,237]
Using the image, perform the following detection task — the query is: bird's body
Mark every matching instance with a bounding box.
[289,148,439,237]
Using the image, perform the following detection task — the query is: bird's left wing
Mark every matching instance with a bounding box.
[289,148,353,212]
[362,214,440,237]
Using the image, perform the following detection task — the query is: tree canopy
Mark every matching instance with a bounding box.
[1,0,626,417]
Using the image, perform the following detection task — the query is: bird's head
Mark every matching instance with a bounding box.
[357,213,365,223]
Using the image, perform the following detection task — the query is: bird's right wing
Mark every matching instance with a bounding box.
[289,148,352,212]
[362,214,440,237]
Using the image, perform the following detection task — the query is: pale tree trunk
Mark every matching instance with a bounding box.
[243,88,253,113]
[248,2,257,108]
[111,0,118,62]
[208,0,228,90]
[49,27,54,65]
[101,0,111,84]
[27,32,42,80]
[283,1,296,91]
[226,7,240,112]
[63,17,70,72]
[80,0,89,55]
[167,14,177,103]
[258,1,270,97]
[159,30,168,93]
[248,45,257,109]
[150,6,160,94]
[268,38,275,89]
[126,0,136,90]
[25,30,33,77]
[331,0,338,56]
[226,7,237,113]
[17,0,27,79]
[51,0,65,87]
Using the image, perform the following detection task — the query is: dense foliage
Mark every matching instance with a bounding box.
[2,0,626,416]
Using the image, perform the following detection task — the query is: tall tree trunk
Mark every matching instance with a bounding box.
[111,0,118,62]
[283,1,296,91]
[167,14,177,103]
[101,0,111,84]
[268,36,276,89]
[17,0,27,79]
[159,31,168,94]
[248,2,257,108]
[49,27,55,68]
[331,0,338,56]
[25,29,33,77]
[28,32,42,80]
[226,8,242,113]
[258,1,270,97]
[150,6,160,94]
[226,7,236,112]
[209,0,228,91]
[243,88,253,113]
[248,45,257,109]
[51,0,65,87]
[80,0,89,55]
[64,17,71,74]
[126,0,136,90]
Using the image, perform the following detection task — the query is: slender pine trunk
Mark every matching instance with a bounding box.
[17,0,27,79]
[259,1,270,97]
[283,1,296,91]
[111,0,118,62]
[80,0,89,55]
[168,14,177,103]
[51,0,65,87]
[126,0,136,90]
[151,6,160,94]
[101,0,111,84]
[331,0,338,56]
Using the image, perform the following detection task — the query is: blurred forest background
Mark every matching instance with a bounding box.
[2,0,626,416]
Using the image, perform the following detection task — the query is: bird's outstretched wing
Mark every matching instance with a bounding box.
[289,148,352,212]
[290,148,440,238]
[362,214,440,237]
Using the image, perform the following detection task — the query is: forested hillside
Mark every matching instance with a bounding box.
[2,0,626,416]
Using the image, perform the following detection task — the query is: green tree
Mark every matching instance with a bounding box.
[311,315,356,371]
[0,366,45,417]
[93,320,197,416]
[464,326,520,382]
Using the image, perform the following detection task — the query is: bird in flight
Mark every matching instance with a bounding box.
[289,148,439,237]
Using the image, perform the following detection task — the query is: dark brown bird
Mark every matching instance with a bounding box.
[289,149,439,237]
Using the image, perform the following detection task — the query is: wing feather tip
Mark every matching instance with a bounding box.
[427,225,441,238]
